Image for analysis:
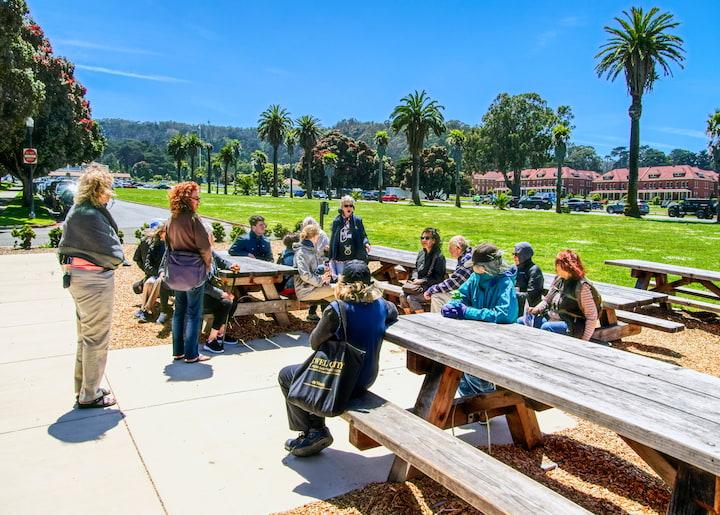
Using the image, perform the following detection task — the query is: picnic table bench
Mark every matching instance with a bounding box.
[344,314,720,514]
[215,251,306,326]
[368,246,683,341]
[605,259,720,314]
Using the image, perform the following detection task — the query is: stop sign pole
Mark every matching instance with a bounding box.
[24,117,36,219]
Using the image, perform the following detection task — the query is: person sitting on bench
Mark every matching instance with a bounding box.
[277,232,300,296]
[228,215,272,261]
[423,235,473,313]
[512,241,544,315]
[293,223,336,313]
[441,243,518,395]
[399,227,446,313]
[278,260,398,457]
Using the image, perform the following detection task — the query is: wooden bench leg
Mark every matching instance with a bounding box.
[261,283,290,326]
[505,403,542,450]
[667,463,718,515]
[388,362,462,483]
[406,351,433,375]
[620,436,678,486]
[632,270,653,290]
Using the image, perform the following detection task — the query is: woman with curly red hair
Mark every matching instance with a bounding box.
[166,182,212,362]
[523,249,600,341]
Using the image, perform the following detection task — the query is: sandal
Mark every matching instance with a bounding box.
[173,355,185,360]
[76,387,110,403]
[78,393,116,409]
[184,355,211,363]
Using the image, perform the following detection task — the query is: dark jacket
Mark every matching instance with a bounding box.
[328,212,370,262]
[144,238,166,278]
[310,299,398,394]
[133,239,151,273]
[411,248,447,291]
[228,231,272,261]
[58,202,124,270]
[204,251,235,300]
[515,260,544,313]
[277,247,296,290]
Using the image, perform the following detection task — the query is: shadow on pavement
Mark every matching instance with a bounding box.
[163,361,214,382]
[47,410,124,443]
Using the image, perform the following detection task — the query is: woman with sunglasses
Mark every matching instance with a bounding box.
[328,196,371,279]
[165,182,212,363]
[400,228,446,313]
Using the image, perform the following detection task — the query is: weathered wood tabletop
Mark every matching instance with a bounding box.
[605,259,720,283]
[383,313,720,512]
[215,251,298,278]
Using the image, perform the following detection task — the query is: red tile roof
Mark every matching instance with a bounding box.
[595,165,717,182]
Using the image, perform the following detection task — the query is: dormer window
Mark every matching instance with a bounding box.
[648,173,660,179]
[537,172,545,178]
[603,174,613,180]
[672,172,686,177]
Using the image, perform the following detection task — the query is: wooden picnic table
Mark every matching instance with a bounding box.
[368,245,676,341]
[215,251,303,326]
[367,313,720,513]
[606,259,720,313]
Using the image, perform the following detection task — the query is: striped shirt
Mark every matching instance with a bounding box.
[426,247,474,296]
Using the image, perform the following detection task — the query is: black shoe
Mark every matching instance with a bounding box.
[221,334,239,345]
[137,311,151,324]
[290,427,333,457]
[306,313,320,322]
[203,339,224,354]
[284,432,306,452]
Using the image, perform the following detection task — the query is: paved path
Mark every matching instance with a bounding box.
[0,253,576,514]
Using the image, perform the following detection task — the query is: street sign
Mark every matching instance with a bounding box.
[23,148,38,165]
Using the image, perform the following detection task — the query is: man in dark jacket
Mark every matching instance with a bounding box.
[228,215,272,261]
[328,196,370,278]
[513,242,543,314]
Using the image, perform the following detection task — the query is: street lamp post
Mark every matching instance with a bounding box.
[206,143,213,194]
[25,117,35,219]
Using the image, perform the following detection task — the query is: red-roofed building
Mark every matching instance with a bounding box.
[472,167,599,196]
[591,165,718,201]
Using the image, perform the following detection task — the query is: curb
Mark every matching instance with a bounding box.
[116,198,250,230]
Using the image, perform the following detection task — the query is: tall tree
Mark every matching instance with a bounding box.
[218,139,240,195]
[446,129,466,208]
[396,145,456,200]
[167,134,187,183]
[296,115,321,199]
[390,90,446,205]
[608,146,629,168]
[251,150,268,196]
[285,129,296,198]
[596,7,685,217]
[706,109,720,222]
[552,124,571,213]
[668,148,698,167]
[374,130,389,202]
[185,132,203,182]
[257,104,292,197]
[565,145,604,172]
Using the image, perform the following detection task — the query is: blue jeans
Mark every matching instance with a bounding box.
[172,284,205,359]
[458,373,496,396]
[517,316,568,335]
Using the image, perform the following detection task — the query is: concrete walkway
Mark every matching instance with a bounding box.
[0,253,575,514]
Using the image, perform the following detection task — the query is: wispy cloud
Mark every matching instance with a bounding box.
[537,30,558,48]
[559,15,586,27]
[75,64,190,83]
[652,126,706,139]
[55,38,161,56]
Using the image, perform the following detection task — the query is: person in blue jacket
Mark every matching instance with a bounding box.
[228,215,272,261]
[441,243,518,396]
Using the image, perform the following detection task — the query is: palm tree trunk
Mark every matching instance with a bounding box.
[454,159,461,208]
[378,159,384,203]
[626,95,642,218]
[223,165,229,195]
[412,153,421,206]
[176,160,182,183]
[306,153,313,199]
[555,160,563,213]
[190,156,196,182]
[272,146,279,197]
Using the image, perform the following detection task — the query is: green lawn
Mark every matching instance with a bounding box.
[116,189,718,288]
[0,192,56,227]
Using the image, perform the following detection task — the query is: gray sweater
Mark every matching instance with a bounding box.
[58,202,124,270]
[292,240,327,300]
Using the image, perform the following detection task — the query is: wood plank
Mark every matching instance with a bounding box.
[216,251,298,276]
[261,283,290,326]
[615,310,685,333]
[341,392,590,515]
[667,295,720,314]
[667,463,718,515]
[620,436,678,486]
[406,350,434,375]
[652,285,720,301]
[605,259,720,283]
[542,272,667,310]
[348,422,380,450]
[231,299,307,317]
[385,315,720,476]
[505,404,542,449]
[375,280,403,297]
[592,321,642,341]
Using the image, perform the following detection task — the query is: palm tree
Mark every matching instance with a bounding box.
[205,143,213,194]
[167,133,187,182]
[374,130,389,202]
[446,129,466,208]
[552,124,571,213]
[390,90,446,205]
[258,105,293,197]
[218,139,241,195]
[251,150,268,196]
[595,7,685,218]
[185,133,204,182]
[707,109,720,222]
[285,129,297,198]
[296,115,321,199]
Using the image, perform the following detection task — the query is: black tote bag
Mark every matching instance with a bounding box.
[287,301,366,418]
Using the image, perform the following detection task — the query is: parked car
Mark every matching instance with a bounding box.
[590,200,603,210]
[155,183,171,189]
[381,193,400,202]
[606,200,649,215]
[563,198,592,212]
[507,196,521,208]
[362,190,379,201]
[518,196,552,210]
[668,198,717,219]
[313,190,328,199]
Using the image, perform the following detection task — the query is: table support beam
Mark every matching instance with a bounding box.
[620,436,678,486]
[667,463,718,515]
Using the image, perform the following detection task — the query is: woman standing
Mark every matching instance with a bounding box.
[328,196,370,278]
[59,164,125,408]
[165,182,212,362]
[400,227,446,313]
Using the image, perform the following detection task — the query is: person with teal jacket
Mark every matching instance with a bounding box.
[441,243,518,395]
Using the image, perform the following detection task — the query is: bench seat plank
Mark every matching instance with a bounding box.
[667,295,720,314]
[605,259,720,283]
[615,309,685,333]
[342,392,589,515]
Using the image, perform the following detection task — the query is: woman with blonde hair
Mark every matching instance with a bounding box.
[292,222,335,306]
[59,164,124,408]
[278,260,398,457]
[165,182,212,362]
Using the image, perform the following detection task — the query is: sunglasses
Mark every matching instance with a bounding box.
[342,204,354,208]
[420,236,433,241]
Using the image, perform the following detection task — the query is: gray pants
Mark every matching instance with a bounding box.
[68,269,115,403]
[400,292,426,312]
[430,292,452,313]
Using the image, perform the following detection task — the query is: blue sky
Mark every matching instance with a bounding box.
[27,0,719,156]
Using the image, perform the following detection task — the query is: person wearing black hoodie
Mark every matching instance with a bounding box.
[513,242,544,314]
[328,196,370,279]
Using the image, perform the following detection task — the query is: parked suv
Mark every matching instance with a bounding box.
[518,196,552,210]
[667,198,717,219]
[563,198,592,212]
[607,200,649,215]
